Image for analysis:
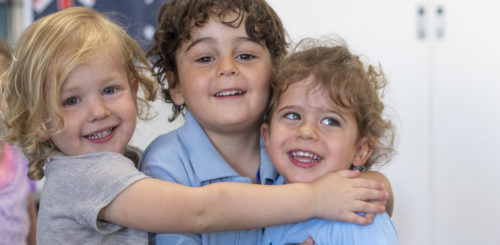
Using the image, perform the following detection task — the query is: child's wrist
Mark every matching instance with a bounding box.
[301,181,320,218]
[285,182,317,219]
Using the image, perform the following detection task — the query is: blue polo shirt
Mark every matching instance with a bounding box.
[261,176,399,245]
[141,110,279,245]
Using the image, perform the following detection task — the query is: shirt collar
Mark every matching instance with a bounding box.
[178,110,279,184]
[259,138,280,185]
[178,111,241,182]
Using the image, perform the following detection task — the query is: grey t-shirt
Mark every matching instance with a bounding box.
[37,152,148,245]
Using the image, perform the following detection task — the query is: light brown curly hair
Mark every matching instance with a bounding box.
[0,39,13,73]
[0,7,158,180]
[148,0,288,121]
[265,38,395,171]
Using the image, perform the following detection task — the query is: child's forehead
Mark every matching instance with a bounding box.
[186,12,246,37]
[179,15,267,54]
[55,48,127,88]
[282,78,326,101]
[59,46,125,70]
[282,77,351,111]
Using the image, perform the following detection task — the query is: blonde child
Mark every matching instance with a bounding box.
[142,0,391,244]
[261,38,398,244]
[0,7,388,245]
[0,40,37,245]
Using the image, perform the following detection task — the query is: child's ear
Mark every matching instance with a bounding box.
[260,123,271,147]
[166,71,185,106]
[352,136,373,167]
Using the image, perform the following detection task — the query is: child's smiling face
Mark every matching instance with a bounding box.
[49,51,138,156]
[169,13,272,135]
[262,76,371,183]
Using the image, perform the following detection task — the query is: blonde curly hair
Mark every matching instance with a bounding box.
[0,39,13,73]
[0,7,157,180]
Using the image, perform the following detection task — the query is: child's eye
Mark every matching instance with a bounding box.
[196,56,215,63]
[62,96,80,106]
[102,86,116,95]
[237,53,256,60]
[284,112,301,120]
[321,117,340,126]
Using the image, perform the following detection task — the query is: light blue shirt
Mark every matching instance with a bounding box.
[141,111,279,245]
[261,176,399,245]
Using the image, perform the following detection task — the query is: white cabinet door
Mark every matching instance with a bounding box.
[431,1,500,244]
[268,1,432,244]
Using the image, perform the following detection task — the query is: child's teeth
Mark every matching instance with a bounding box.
[216,90,244,97]
[291,151,321,162]
[87,128,112,139]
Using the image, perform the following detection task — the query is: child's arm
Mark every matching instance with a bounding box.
[99,171,387,233]
[359,171,394,217]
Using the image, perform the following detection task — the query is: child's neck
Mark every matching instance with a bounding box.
[204,127,261,183]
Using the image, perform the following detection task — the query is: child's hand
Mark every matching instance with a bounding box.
[363,200,385,222]
[358,171,394,219]
[310,170,387,225]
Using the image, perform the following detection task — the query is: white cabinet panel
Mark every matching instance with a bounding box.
[432,1,500,244]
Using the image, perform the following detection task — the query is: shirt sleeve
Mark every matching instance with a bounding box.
[68,152,147,233]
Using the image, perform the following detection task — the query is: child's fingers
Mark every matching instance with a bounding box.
[352,199,385,215]
[364,199,387,220]
[343,212,372,225]
[351,178,385,191]
[352,188,389,203]
[364,212,376,221]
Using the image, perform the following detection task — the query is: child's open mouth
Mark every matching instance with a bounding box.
[84,127,117,143]
[214,89,246,97]
[288,150,322,168]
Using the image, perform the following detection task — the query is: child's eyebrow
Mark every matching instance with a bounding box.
[184,37,213,53]
[278,104,347,121]
[183,36,264,53]
[276,105,298,114]
[59,86,80,99]
[322,107,347,122]
[235,37,265,48]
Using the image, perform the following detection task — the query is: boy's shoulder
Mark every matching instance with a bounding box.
[141,128,188,170]
[264,213,398,245]
[144,129,184,155]
[142,112,206,160]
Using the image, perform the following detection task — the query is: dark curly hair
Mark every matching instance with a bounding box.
[148,0,287,121]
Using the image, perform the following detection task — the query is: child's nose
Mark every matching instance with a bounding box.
[295,122,319,141]
[217,56,239,76]
[87,99,111,122]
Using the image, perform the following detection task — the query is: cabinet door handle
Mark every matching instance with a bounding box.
[435,5,445,40]
[417,5,427,40]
